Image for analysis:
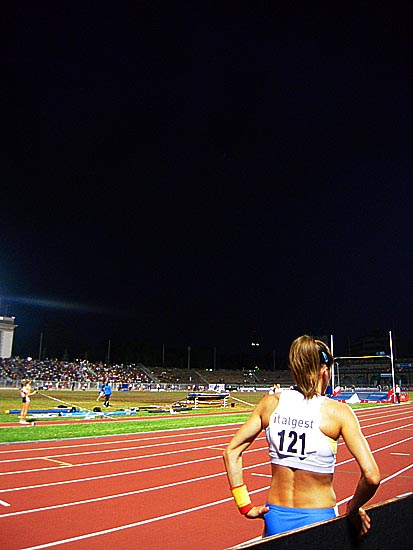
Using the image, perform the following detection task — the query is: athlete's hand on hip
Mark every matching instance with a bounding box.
[245,505,270,519]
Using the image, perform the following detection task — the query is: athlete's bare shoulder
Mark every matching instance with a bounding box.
[320,397,358,437]
[321,396,344,416]
[256,393,280,428]
[260,392,281,407]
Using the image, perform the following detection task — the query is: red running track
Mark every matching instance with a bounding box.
[0,403,412,550]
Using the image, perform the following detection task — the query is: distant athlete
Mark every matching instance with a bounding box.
[395,384,401,403]
[103,380,112,407]
[19,379,37,424]
[224,335,380,538]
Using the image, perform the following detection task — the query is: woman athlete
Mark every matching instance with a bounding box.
[223,335,380,538]
[19,379,37,424]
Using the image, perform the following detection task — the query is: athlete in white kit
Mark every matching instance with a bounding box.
[223,335,380,538]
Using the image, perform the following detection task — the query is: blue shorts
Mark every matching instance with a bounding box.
[264,503,337,537]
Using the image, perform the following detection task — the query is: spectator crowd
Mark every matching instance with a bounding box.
[0,357,151,389]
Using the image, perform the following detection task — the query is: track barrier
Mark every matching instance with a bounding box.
[229,493,412,550]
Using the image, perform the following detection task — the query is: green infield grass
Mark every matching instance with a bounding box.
[0,388,256,443]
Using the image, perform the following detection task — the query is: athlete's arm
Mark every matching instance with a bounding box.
[338,404,380,536]
[223,397,271,518]
[223,408,262,487]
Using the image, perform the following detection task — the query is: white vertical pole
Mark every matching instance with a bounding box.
[38,332,43,361]
[389,330,396,402]
[330,334,335,390]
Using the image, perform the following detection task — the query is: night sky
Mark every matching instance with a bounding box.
[4,4,413,364]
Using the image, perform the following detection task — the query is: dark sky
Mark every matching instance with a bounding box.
[4,3,413,362]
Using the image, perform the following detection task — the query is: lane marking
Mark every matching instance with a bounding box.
[18,486,267,550]
[0,454,225,493]
[1,417,410,469]
[0,432,243,464]
[4,451,410,521]
[8,424,406,476]
[337,435,413,466]
[42,458,72,466]
[0,424,411,487]
[390,452,410,456]
[0,438,267,478]
[0,462,267,519]
[0,448,267,494]
[15,465,413,550]
[0,425,241,456]
[336,463,413,506]
[363,419,413,430]
[2,418,410,478]
[0,499,10,507]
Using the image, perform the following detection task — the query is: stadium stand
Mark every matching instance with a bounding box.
[1,356,410,392]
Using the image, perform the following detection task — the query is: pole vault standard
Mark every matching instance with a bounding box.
[332,330,396,394]
[332,357,393,394]
[389,330,396,399]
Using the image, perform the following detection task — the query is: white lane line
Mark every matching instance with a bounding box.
[365,423,413,439]
[357,407,413,419]
[0,422,255,464]
[336,463,413,506]
[362,419,413,430]
[0,433,235,464]
[0,436,267,479]
[18,485,267,550]
[0,442,235,477]
[337,435,413,467]
[0,412,410,491]
[17,462,413,550]
[2,418,409,471]
[0,499,10,507]
[0,461,269,519]
[0,425,239,456]
[0,419,408,479]
[0,454,223,493]
[18,495,234,550]
[0,446,267,494]
[0,422,409,485]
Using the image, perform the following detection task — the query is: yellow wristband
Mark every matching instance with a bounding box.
[231,484,253,514]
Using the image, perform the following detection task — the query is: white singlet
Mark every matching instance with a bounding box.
[266,389,337,474]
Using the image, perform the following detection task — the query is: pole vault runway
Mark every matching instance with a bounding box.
[0,404,412,550]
